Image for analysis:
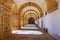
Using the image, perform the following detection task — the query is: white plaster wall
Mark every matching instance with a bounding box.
[43,1,60,37]
[35,0,60,37]
[35,18,43,28]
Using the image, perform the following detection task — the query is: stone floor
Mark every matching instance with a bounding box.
[4,32,57,40]
[3,29,57,40]
[0,24,57,40]
[21,24,38,30]
[54,34,60,40]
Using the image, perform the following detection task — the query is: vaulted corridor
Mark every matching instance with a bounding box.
[0,0,60,40]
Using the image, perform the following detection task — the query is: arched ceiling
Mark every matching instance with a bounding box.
[23,10,38,17]
[24,13,38,21]
[0,5,10,16]
[23,10,39,21]
[0,0,58,28]
[1,0,17,13]
[18,2,43,17]
[21,6,40,16]
[1,0,58,16]
[13,0,47,12]
[46,0,58,12]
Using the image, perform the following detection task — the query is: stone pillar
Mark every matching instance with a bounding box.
[3,12,11,40]
[9,13,19,30]
[0,15,3,40]
[21,16,24,27]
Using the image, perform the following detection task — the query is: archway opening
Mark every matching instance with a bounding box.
[18,2,43,28]
[28,17,35,24]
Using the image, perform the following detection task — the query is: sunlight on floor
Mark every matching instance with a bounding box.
[12,30,43,35]
[21,24,38,29]
[21,27,38,29]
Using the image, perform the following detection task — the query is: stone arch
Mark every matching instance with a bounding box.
[24,12,38,19]
[20,10,39,27]
[23,12,38,25]
[18,2,43,28]
[23,10,39,17]
[0,5,10,12]
[18,2,43,17]
[24,10,38,20]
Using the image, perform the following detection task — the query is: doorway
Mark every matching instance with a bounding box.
[28,17,35,24]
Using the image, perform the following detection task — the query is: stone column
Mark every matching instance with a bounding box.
[3,12,11,40]
[9,13,19,30]
[0,15,3,40]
